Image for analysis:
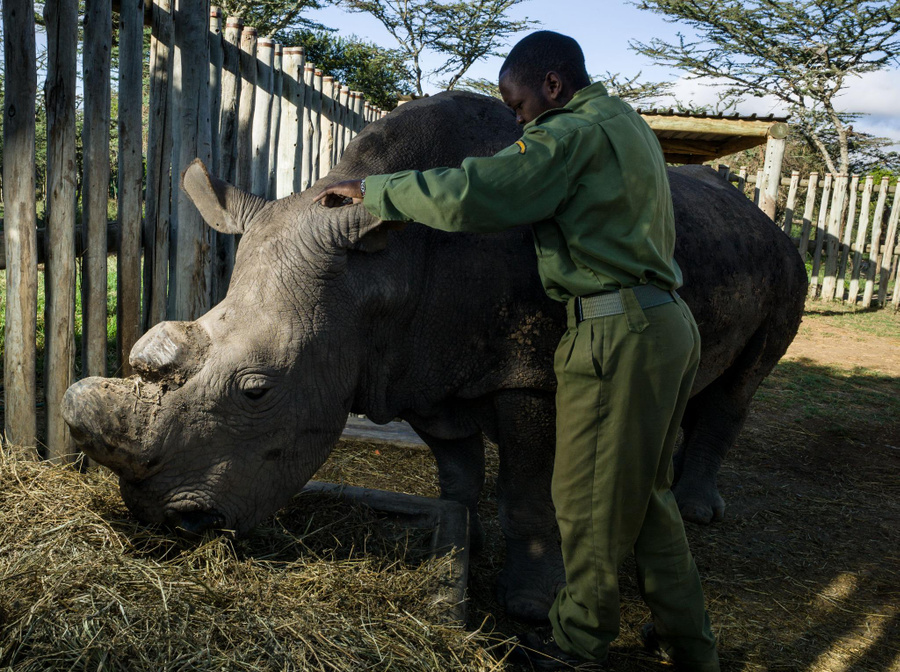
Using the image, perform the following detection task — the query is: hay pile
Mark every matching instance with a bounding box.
[0,447,507,671]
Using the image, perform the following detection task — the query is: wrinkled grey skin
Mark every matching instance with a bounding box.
[63,91,807,621]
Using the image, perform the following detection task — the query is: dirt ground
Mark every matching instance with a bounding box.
[319,302,900,672]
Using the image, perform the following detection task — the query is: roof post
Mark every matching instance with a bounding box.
[760,124,789,220]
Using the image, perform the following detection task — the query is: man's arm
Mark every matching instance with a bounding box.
[317,127,570,234]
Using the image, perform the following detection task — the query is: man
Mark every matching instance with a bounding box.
[315,31,719,672]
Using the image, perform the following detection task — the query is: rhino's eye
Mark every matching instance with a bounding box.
[237,373,277,403]
[243,387,269,401]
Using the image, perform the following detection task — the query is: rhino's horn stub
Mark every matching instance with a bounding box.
[130,321,210,382]
[181,158,268,234]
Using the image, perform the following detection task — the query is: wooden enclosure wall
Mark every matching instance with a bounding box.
[0,2,385,457]
[719,166,900,310]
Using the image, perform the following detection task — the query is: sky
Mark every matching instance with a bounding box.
[303,0,900,147]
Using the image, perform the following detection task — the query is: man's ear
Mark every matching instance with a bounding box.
[181,159,269,234]
[544,71,563,101]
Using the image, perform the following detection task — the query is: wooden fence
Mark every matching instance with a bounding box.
[1,0,898,462]
[717,165,900,311]
[1,0,385,459]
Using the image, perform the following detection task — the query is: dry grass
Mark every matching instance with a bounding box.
[0,446,508,671]
[2,306,899,671]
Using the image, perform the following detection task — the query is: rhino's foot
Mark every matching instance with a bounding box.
[673,479,725,525]
[496,539,565,622]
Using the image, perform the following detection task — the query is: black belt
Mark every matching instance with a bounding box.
[575,285,677,322]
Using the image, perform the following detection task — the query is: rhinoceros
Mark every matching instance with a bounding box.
[63,91,806,621]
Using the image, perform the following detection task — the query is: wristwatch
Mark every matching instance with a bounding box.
[359,178,366,197]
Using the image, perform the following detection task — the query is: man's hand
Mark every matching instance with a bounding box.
[314,180,364,207]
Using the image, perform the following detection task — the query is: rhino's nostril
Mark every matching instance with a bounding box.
[167,509,224,535]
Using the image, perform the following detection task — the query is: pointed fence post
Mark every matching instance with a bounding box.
[798,172,818,259]
[821,174,848,301]
[171,0,213,322]
[267,43,283,199]
[847,176,874,306]
[251,37,275,197]
[809,174,833,298]
[835,174,860,302]
[81,0,111,378]
[877,186,900,306]
[144,0,175,330]
[2,0,38,451]
[783,170,800,236]
[862,177,890,309]
[43,0,79,461]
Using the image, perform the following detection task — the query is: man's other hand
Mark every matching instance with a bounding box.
[314,180,364,207]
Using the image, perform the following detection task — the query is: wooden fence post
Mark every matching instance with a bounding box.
[877,186,900,306]
[862,177,890,309]
[300,63,315,191]
[337,85,350,160]
[171,0,213,322]
[2,0,38,450]
[208,7,223,176]
[276,46,301,198]
[760,133,787,220]
[847,176,874,306]
[251,37,274,197]
[821,174,848,301]
[81,0,111,378]
[809,173,833,297]
[782,170,800,236]
[267,43,283,199]
[752,169,763,207]
[319,75,336,179]
[798,172,818,259]
[353,91,365,134]
[43,0,78,461]
[835,174,860,302]
[143,0,175,330]
[212,15,241,304]
[236,26,257,193]
[117,0,145,375]
[737,166,747,193]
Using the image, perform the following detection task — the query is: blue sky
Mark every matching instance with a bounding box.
[304,0,900,146]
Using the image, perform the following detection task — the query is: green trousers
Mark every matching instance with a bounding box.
[548,289,719,671]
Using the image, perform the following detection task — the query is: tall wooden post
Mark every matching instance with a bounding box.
[782,170,800,236]
[144,0,174,330]
[43,0,78,461]
[798,172,818,259]
[760,131,787,221]
[117,0,145,374]
[821,174,848,301]
[877,187,900,306]
[319,75,336,179]
[847,176,874,306]
[862,177,890,309]
[300,64,316,191]
[267,43,282,199]
[337,85,350,161]
[208,7,224,175]
[214,15,242,303]
[835,174,860,302]
[310,69,324,184]
[276,46,301,198]
[809,174,833,297]
[81,0,111,378]
[251,37,274,197]
[3,0,38,450]
[236,26,257,193]
[171,0,212,321]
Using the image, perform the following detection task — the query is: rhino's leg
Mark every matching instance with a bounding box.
[415,429,487,552]
[675,325,779,524]
[492,389,564,622]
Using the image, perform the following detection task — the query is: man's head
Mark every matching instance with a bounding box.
[498,31,591,125]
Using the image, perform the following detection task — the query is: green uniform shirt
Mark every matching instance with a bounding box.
[362,82,682,303]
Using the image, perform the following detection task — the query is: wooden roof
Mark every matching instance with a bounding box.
[637,109,789,164]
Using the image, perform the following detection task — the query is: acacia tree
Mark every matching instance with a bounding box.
[630,0,900,175]
[341,0,535,95]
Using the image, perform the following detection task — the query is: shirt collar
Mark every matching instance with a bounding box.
[524,81,610,129]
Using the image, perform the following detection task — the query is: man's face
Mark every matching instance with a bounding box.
[499,72,557,126]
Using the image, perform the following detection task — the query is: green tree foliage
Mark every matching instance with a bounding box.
[340,0,536,95]
[283,30,414,109]
[214,0,329,37]
[630,0,900,175]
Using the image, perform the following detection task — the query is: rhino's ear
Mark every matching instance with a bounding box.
[323,202,406,253]
[181,159,268,234]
